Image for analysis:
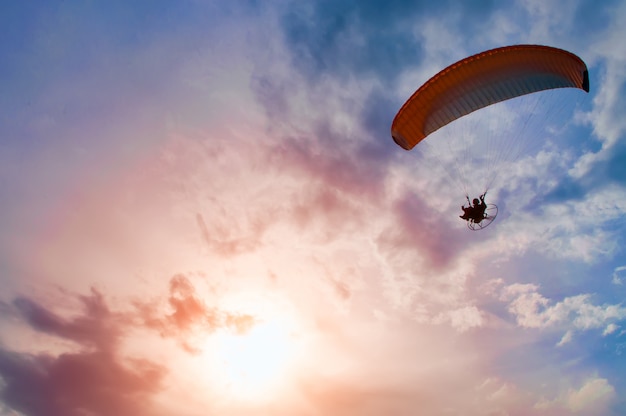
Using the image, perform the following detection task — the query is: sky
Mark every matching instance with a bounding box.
[1,1,626,415]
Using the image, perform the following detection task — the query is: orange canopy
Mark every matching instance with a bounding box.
[391,45,589,150]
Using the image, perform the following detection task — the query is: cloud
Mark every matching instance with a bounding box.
[277,0,512,86]
[603,323,619,336]
[3,2,626,415]
[12,289,120,352]
[612,266,626,285]
[557,330,574,347]
[134,274,256,345]
[490,183,626,265]
[535,377,616,415]
[0,275,263,416]
[377,190,467,270]
[0,290,166,416]
[433,305,484,332]
[502,283,626,339]
[196,212,264,257]
[563,2,626,195]
[0,349,165,416]
[279,0,425,83]
[261,102,393,203]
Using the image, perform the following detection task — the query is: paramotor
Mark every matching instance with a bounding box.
[390,44,590,230]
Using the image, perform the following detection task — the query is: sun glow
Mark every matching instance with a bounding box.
[217,320,291,398]
[201,294,302,402]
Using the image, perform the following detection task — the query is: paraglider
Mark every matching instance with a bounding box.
[460,194,486,223]
[459,193,498,230]
[391,44,589,230]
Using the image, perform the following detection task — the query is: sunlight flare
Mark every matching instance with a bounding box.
[217,320,291,398]
[200,293,302,402]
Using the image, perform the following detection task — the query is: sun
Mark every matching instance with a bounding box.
[216,320,292,397]
[200,295,301,402]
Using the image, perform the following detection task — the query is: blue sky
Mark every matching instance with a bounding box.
[1,1,626,415]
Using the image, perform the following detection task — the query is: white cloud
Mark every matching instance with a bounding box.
[433,305,484,332]
[570,2,626,179]
[557,330,574,347]
[502,283,626,337]
[603,323,619,336]
[520,0,578,42]
[613,266,626,285]
[535,377,616,414]
[487,184,626,266]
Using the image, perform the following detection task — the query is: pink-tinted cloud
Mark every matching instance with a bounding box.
[0,290,166,416]
[265,131,390,202]
[378,191,467,270]
[0,274,261,416]
[12,289,121,352]
[196,212,264,257]
[134,274,256,342]
[0,349,164,416]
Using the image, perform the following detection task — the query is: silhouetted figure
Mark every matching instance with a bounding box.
[460,193,487,224]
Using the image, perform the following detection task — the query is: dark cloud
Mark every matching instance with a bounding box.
[13,289,120,352]
[255,1,508,214]
[0,349,164,416]
[502,83,625,210]
[279,1,424,83]
[278,0,501,84]
[604,143,626,184]
[596,66,626,185]
[267,127,392,203]
[572,0,620,40]
[0,275,259,415]
[259,127,400,245]
[257,4,497,214]
[378,191,471,270]
[358,86,403,162]
[534,136,626,208]
[0,290,165,416]
[540,176,587,205]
